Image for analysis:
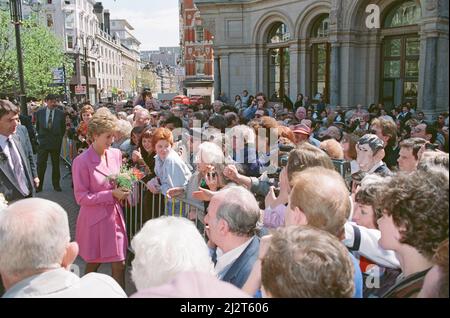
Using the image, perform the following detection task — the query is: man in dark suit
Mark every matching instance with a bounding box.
[0,100,39,203]
[35,94,66,192]
[204,186,260,289]
[19,113,38,154]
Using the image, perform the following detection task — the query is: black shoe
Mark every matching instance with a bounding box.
[54,186,62,192]
[36,188,42,193]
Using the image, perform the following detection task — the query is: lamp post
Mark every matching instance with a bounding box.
[0,0,42,115]
[75,35,98,103]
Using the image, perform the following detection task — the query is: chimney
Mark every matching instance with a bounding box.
[94,2,104,31]
[104,10,111,35]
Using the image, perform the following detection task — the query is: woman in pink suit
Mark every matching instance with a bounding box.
[72,113,130,288]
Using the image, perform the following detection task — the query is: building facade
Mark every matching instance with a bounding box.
[36,0,100,103]
[95,27,123,102]
[180,0,214,104]
[30,1,143,103]
[110,19,142,99]
[94,3,123,102]
[195,0,449,117]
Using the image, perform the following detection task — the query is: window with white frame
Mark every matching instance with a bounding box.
[67,35,74,49]
[196,56,205,75]
[195,26,204,43]
[65,12,74,29]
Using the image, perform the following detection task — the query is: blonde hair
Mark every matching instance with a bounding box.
[87,113,117,140]
[262,225,354,298]
[289,167,350,238]
[94,106,112,117]
[287,143,334,184]
[79,105,94,116]
[320,139,344,160]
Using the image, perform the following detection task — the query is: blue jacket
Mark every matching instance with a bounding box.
[216,236,260,289]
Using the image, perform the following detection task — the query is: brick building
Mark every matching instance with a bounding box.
[180,0,214,105]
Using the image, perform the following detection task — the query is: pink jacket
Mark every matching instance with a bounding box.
[72,146,126,261]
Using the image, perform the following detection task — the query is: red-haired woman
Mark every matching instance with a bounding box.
[146,127,191,216]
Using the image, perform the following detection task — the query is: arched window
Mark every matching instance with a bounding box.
[310,14,330,103]
[267,22,290,102]
[381,1,421,110]
[268,22,291,43]
[311,15,329,38]
[384,1,421,28]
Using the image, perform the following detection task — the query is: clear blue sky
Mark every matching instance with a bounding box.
[101,0,180,51]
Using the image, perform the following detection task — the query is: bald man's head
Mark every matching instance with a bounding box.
[0,198,70,275]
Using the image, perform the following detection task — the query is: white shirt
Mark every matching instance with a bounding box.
[0,134,25,174]
[343,222,400,269]
[45,107,54,127]
[215,237,253,277]
[350,160,360,174]
[2,268,127,298]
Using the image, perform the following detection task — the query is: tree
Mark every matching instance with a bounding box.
[0,11,16,98]
[140,67,158,94]
[0,12,74,100]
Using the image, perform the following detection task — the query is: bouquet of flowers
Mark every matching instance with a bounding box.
[108,166,144,191]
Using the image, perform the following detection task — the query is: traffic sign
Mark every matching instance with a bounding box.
[52,67,65,84]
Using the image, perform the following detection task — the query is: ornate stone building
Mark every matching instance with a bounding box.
[180,0,214,104]
[195,0,448,116]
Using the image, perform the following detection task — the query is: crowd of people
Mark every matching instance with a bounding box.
[0,88,448,298]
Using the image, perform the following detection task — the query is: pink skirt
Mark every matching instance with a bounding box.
[76,204,128,264]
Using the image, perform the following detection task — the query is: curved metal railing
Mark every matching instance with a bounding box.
[123,179,206,251]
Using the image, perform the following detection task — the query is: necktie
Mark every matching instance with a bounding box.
[7,138,30,196]
[48,109,53,129]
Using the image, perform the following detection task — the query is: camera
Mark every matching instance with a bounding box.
[332,159,352,189]
[207,171,217,178]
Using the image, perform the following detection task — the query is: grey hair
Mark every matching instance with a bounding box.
[360,174,386,189]
[418,151,449,172]
[215,186,260,237]
[115,119,133,138]
[357,134,384,154]
[136,108,150,118]
[194,141,224,165]
[0,198,70,275]
[131,216,215,290]
[117,111,128,121]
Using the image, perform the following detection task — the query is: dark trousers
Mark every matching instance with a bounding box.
[37,148,61,189]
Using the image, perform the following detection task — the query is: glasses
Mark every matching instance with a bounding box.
[369,129,377,135]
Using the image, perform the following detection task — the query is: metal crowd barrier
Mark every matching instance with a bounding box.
[60,135,77,179]
[123,179,206,251]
